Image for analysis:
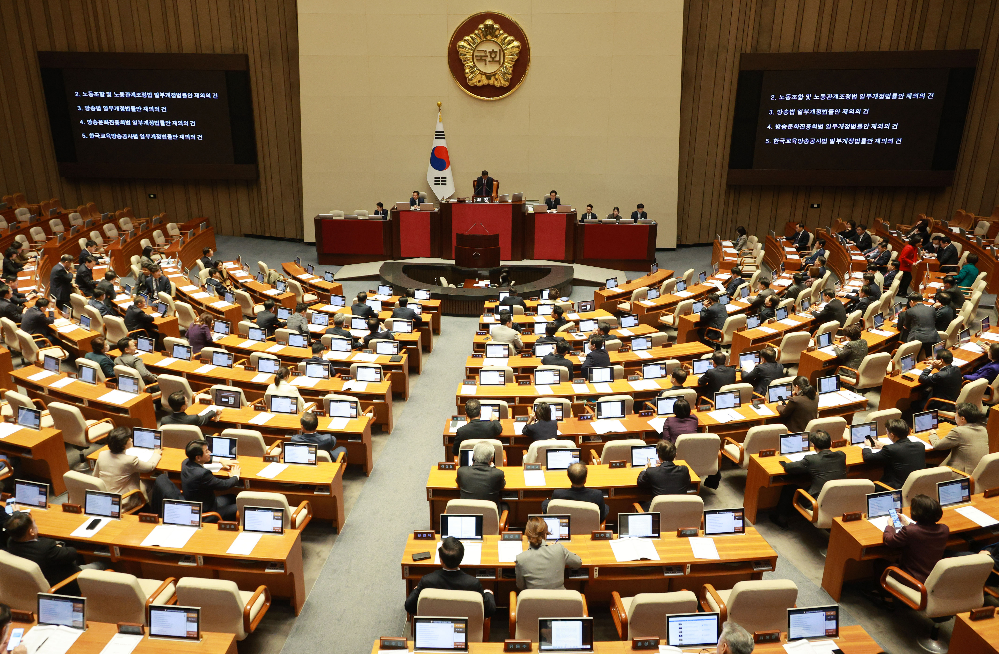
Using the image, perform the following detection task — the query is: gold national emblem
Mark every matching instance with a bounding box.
[456,19,521,88]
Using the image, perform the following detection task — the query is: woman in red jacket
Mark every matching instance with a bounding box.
[897,235,921,295]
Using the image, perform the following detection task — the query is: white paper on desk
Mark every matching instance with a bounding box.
[256,462,289,479]
[639,300,654,307]
[707,409,743,424]
[534,316,547,323]
[955,506,1000,527]
[431,540,481,565]
[227,531,263,555]
[198,405,222,417]
[252,372,272,384]
[818,346,838,356]
[959,342,986,354]
[647,417,667,433]
[125,447,154,462]
[157,357,178,367]
[572,383,589,393]
[481,317,496,324]
[952,357,970,367]
[609,538,660,562]
[141,524,198,548]
[0,423,22,439]
[249,412,274,425]
[498,540,524,563]
[782,639,840,654]
[778,318,801,326]
[513,422,526,435]
[344,381,368,392]
[266,344,284,353]
[523,470,547,486]
[756,325,778,334]
[817,393,840,409]
[48,376,75,389]
[70,516,113,538]
[325,351,350,361]
[264,289,280,296]
[674,290,693,298]
[725,304,742,314]
[566,313,581,321]
[617,328,634,337]
[689,537,720,560]
[980,331,1000,342]
[98,390,137,406]
[316,304,337,312]
[22,624,83,654]
[751,404,775,417]
[179,284,199,292]
[634,350,653,359]
[629,380,660,391]
[592,383,613,394]
[194,364,216,374]
[534,385,553,396]
[353,352,379,363]
[56,324,78,333]
[658,646,683,654]
[461,385,477,395]
[592,419,627,434]
[28,370,57,382]
[327,417,350,431]
[291,376,320,388]
[784,451,809,462]
[191,292,211,300]
[98,632,144,654]
[868,516,892,532]
[206,300,229,310]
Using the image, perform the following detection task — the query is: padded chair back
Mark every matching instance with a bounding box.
[868,409,902,435]
[103,224,119,240]
[157,374,194,404]
[658,388,697,406]
[514,590,586,641]
[738,425,787,469]
[166,222,181,237]
[719,314,746,344]
[175,301,197,331]
[524,439,577,465]
[803,416,848,442]
[604,339,622,353]
[0,550,50,611]
[813,479,875,528]
[599,439,648,464]
[445,499,501,535]
[648,495,703,531]
[0,317,19,352]
[955,378,988,411]
[174,578,253,640]
[104,316,129,343]
[724,580,799,634]
[546,499,601,534]
[76,357,106,382]
[76,569,152,624]
[777,332,812,365]
[82,306,105,333]
[814,321,839,342]
[70,293,88,318]
[972,452,999,494]
[920,553,995,618]
[457,439,504,466]
[536,364,569,382]
[900,467,955,508]
[63,469,107,505]
[417,590,487,642]
[533,397,571,419]
[161,424,204,450]
[681,269,694,286]
[234,289,257,317]
[29,226,46,243]
[48,401,92,448]
[220,429,267,457]
[674,434,720,478]
[624,591,699,640]
[849,352,892,391]
[236,491,293,529]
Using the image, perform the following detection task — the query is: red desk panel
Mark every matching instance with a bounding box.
[450,203,519,260]
[314,217,392,264]
[532,212,574,261]
[575,223,657,271]
[398,211,432,257]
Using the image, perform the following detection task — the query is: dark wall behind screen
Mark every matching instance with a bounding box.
[679,0,998,244]
[0,0,301,239]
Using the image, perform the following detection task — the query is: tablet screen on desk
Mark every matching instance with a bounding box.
[329,337,352,352]
[577,301,594,313]
[899,354,915,372]
[536,303,553,316]
[534,368,561,386]
[327,399,358,419]
[211,350,234,368]
[84,490,121,519]
[596,400,625,420]
[310,312,329,327]
[356,365,381,382]
[330,294,346,307]
[213,321,231,336]
[866,490,902,518]
[413,617,469,653]
[42,354,60,373]
[666,613,718,648]
[257,357,279,374]
[366,299,381,312]
[938,478,971,508]
[703,508,745,536]
[779,433,808,455]
[38,594,85,630]
[618,512,660,538]
[172,344,192,361]
[533,322,547,335]
[631,445,657,467]
[414,289,431,300]
[243,506,284,534]
[78,364,97,385]
[247,326,266,342]
[14,479,48,508]
[647,288,660,300]
[588,367,613,383]
[817,375,838,394]
[528,514,570,541]
[133,427,161,449]
[539,617,593,653]
[288,333,309,349]
[283,442,317,465]
[458,449,475,467]
[816,332,833,348]
[306,362,330,379]
[746,314,761,330]
[578,319,597,332]
[692,358,713,375]
[118,374,140,394]
[214,388,241,408]
[269,395,298,415]
[479,369,505,386]
[620,314,638,328]
[350,316,368,330]
[642,363,665,379]
[713,391,740,410]
[787,606,839,641]
[850,422,876,445]
[210,436,237,459]
[545,449,580,471]
[768,383,793,403]
[162,500,202,527]
[277,307,291,321]
[533,343,556,357]
[439,514,483,541]
[485,343,510,359]
[632,337,651,351]
[17,406,41,430]
[149,605,200,641]
[873,313,885,329]
[656,396,677,416]
[913,410,938,433]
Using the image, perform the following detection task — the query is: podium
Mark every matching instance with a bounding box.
[455,233,500,269]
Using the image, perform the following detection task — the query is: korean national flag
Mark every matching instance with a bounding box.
[427,114,455,201]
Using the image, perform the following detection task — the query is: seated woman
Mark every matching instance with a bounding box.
[514,516,583,590]
[871,494,949,604]
[266,366,306,408]
[94,427,161,513]
[661,398,699,443]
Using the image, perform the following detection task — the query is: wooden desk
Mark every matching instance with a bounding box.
[0,425,69,494]
[0,345,13,390]
[472,325,659,353]
[425,463,700,531]
[12,366,157,428]
[226,265,297,310]
[729,312,816,364]
[822,494,1000,601]
[479,310,616,333]
[763,234,803,272]
[462,343,714,378]
[633,283,718,327]
[162,221,216,272]
[303,303,427,368]
[950,612,1000,654]
[165,271,244,329]
[593,269,672,312]
[28,506,306,614]
[400,530,777,603]
[281,260,343,297]
[796,326,901,384]
[11,620,237,654]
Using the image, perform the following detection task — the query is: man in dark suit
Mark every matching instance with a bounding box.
[550,305,568,331]
[780,273,808,300]
[161,390,219,426]
[361,316,392,348]
[255,299,284,336]
[21,297,57,342]
[79,240,103,265]
[75,256,98,297]
[932,291,957,331]
[544,190,561,210]
[936,235,959,271]
[697,351,736,402]
[898,293,939,358]
[292,411,346,462]
[788,222,811,251]
[771,430,846,527]
[867,242,892,271]
[498,288,527,310]
[95,271,118,311]
[404,537,496,617]
[698,293,727,342]
[883,261,901,291]
[181,439,241,521]
[324,313,357,348]
[851,286,879,317]
[580,204,597,221]
[456,441,506,509]
[4,512,106,595]
[391,297,419,321]
[541,341,575,379]
[630,203,647,222]
[452,399,503,456]
[580,334,611,381]
[200,247,215,271]
[0,286,22,324]
[854,224,873,252]
[724,267,744,297]
[536,321,565,345]
[862,419,926,489]
[372,202,389,219]
[918,350,963,411]
[473,171,496,198]
[351,292,377,319]
[144,266,171,299]
[49,253,74,310]
[813,289,847,326]
[636,440,690,510]
[741,346,784,396]
[542,462,608,521]
[409,190,421,207]
[124,295,156,340]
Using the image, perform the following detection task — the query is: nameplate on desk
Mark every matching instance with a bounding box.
[514,416,529,422]
[608,460,626,469]
[627,375,640,381]
[504,640,532,652]
[138,513,159,524]
[662,565,684,576]
[631,637,659,650]
[380,637,408,650]
[831,439,847,449]
[413,530,436,540]
[573,378,586,384]
[591,530,613,540]
[619,346,631,353]
[758,449,776,458]
[985,488,999,499]
[637,410,653,417]
[471,353,483,358]
[61,503,82,514]
[753,631,780,644]
[524,463,541,471]
[842,511,862,522]
[520,353,532,358]
[438,462,456,470]
[477,331,488,336]
[501,531,523,541]
[218,521,239,531]
[969,606,996,621]
[677,528,699,538]
[462,379,476,386]
[117,623,144,635]
[10,610,33,623]
[264,454,280,463]
[578,414,593,421]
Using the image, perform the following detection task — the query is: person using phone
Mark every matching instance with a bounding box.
[869,494,949,606]
[0,603,29,654]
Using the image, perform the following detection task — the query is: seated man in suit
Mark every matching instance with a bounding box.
[813,289,846,326]
[867,242,892,271]
[536,321,566,345]
[161,390,220,425]
[403,536,496,617]
[452,399,502,456]
[144,265,172,299]
[855,224,873,251]
[803,240,826,267]
[372,201,389,219]
[324,312,357,348]
[696,351,736,403]
[391,297,419,321]
[541,340,574,379]
[255,299,284,336]
[21,297,57,342]
[498,287,527,310]
[808,257,828,282]
[181,439,241,521]
[88,288,112,317]
[780,273,808,300]
[4,512,107,595]
[489,311,523,352]
[409,190,421,207]
[917,350,963,412]
[724,267,743,297]
[542,462,608,521]
[930,403,989,474]
[124,295,157,340]
[630,203,647,222]
[580,334,610,380]
[788,222,811,251]
[285,302,309,335]
[351,292,377,319]
[304,341,326,365]
[862,418,925,489]
[199,247,215,271]
[741,346,784,397]
[770,430,846,527]
[666,367,688,390]
[292,411,347,462]
[79,240,103,265]
[848,284,879,317]
[936,235,959,271]
[636,440,690,510]
[472,171,496,199]
[580,204,597,221]
[882,260,901,291]
[456,442,506,510]
[544,190,561,210]
[550,305,569,331]
[0,285,22,324]
[361,316,392,348]
[698,293,727,343]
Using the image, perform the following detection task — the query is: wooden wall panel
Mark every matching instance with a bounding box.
[0,0,301,239]
[679,0,998,244]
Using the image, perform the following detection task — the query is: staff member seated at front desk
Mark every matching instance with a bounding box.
[769,429,845,528]
[861,418,927,490]
[182,439,242,522]
[636,440,690,510]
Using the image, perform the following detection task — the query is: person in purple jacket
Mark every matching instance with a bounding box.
[661,398,699,443]
[964,342,998,383]
[870,494,949,606]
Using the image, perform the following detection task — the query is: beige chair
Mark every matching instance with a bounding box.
[163,336,190,352]
[546,499,602,534]
[597,439,647,465]
[0,550,76,611]
[658,388,697,406]
[157,374,195,405]
[795,479,875,528]
[776,332,812,367]
[699,580,798,634]
[175,301,197,332]
[63,470,142,512]
[718,382,753,405]
[660,300,693,330]
[674,434,721,480]
[524,439,577,465]
[617,287,648,313]
[29,225,47,245]
[104,315,131,344]
[842,310,863,332]
[611,590,699,640]
[416,589,490,642]
[103,223,119,240]
[803,416,848,443]
[235,289,263,317]
[161,424,204,449]
[166,222,181,238]
[220,428,268,457]
[813,320,840,343]
[457,438,505,466]
[174,578,270,641]
[287,279,317,304]
[444,499,507,535]
[642,495,703,532]
[49,218,65,233]
[897,467,955,508]
[6,390,53,428]
[533,397,571,420]
[76,569,176,625]
[881,553,993,652]
[868,408,902,436]
[235,491,311,530]
[76,357,106,382]
[509,589,588,641]
[603,339,622,353]
[936,379,989,422]
[889,340,923,373]
[723,424,786,468]
[707,314,746,348]
[681,269,695,286]
[597,394,634,416]
[1,317,21,354]
[16,327,67,365]
[971,452,999,493]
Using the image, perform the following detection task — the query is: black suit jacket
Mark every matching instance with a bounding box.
[700,303,727,331]
[934,305,956,331]
[544,486,608,521]
[21,307,56,341]
[144,275,171,298]
[524,420,558,442]
[815,298,847,327]
[473,177,496,197]
[863,440,926,489]
[581,348,611,381]
[793,230,810,250]
[780,449,847,496]
[7,537,82,590]
[697,365,737,400]
[49,263,73,308]
[180,458,240,515]
[453,419,503,455]
[161,411,213,427]
[456,464,506,508]
[404,569,496,617]
[742,361,784,396]
[0,298,22,324]
[2,256,23,280]
[351,302,377,320]
[871,250,891,269]
[541,354,574,378]
[391,307,419,321]
[95,279,117,310]
[256,310,283,336]
[919,365,963,404]
[362,329,393,347]
[498,296,527,310]
[124,304,155,334]
[75,266,96,296]
[630,211,648,222]
[636,461,690,497]
[856,232,872,251]
[937,244,959,268]
[545,197,561,210]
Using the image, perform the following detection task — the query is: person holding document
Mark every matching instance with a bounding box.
[515,516,582,590]
[636,440,690,510]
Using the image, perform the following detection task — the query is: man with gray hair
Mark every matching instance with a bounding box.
[456,441,506,510]
[717,621,754,654]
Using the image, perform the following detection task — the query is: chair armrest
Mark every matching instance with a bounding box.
[86,418,116,443]
[482,617,491,642]
[580,593,588,617]
[48,572,82,593]
[335,450,346,465]
[874,481,895,491]
[698,584,727,622]
[944,466,971,479]
[880,566,927,610]
[265,442,281,457]
[291,501,312,531]
[509,591,517,638]
[722,436,745,465]
[201,512,222,523]
[632,503,645,513]
[589,450,601,465]
[495,509,509,533]
[610,591,628,640]
[792,488,818,523]
[120,489,146,515]
[242,585,271,634]
[144,577,177,608]
[837,365,859,378]
[704,327,722,341]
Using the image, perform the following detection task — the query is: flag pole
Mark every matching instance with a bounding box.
[437,100,442,118]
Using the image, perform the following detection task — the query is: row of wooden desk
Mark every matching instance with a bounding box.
[9,620,237,654]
